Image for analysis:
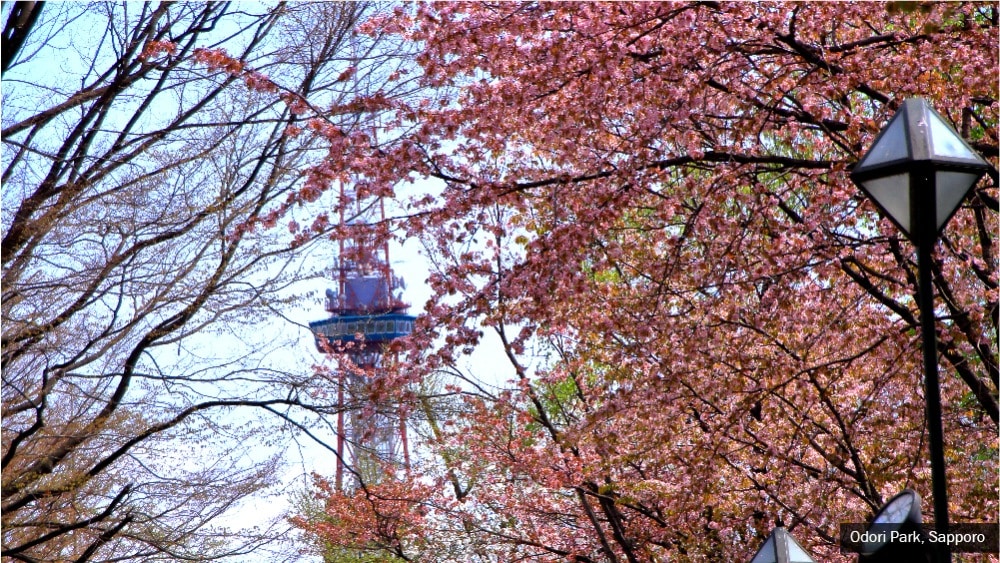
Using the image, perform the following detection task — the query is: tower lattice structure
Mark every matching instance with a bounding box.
[309,194,415,491]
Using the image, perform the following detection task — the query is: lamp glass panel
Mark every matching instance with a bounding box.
[927,110,980,161]
[858,114,909,169]
[786,536,817,563]
[935,171,981,230]
[873,493,914,525]
[749,535,776,563]
[861,173,910,234]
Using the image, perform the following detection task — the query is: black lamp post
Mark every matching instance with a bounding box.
[849,98,995,563]
[749,525,817,563]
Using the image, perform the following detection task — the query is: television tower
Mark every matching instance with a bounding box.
[309,189,415,491]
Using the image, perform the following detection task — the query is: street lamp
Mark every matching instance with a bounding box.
[849,97,995,563]
[858,489,933,563]
[748,525,817,563]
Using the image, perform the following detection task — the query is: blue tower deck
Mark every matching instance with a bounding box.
[309,312,416,346]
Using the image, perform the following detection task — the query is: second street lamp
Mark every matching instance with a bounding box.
[749,525,817,563]
[849,97,995,563]
[858,489,933,562]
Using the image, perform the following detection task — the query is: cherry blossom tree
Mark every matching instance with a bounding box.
[277,2,997,561]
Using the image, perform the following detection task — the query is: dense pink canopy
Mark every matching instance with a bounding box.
[268,3,997,561]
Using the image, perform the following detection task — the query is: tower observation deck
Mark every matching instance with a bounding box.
[309,196,415,491]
